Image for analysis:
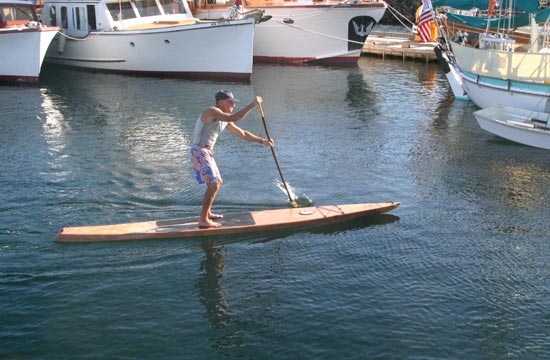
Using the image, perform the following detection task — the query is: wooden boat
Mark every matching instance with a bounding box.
[55,202,400,243]
[194,0,387,65]
[474,105,550,149]
[0,0,58,82]
[40,0,255,80]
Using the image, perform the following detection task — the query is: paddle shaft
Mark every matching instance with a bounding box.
[258,102,296,206]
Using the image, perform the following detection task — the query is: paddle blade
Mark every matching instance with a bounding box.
[293,196,314,208]
[274,180,313,208]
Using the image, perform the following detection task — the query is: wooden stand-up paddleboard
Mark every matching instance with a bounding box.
[55,202,400,243]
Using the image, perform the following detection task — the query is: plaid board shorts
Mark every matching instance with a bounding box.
[190,145,221,184]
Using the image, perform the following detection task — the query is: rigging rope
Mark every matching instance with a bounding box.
[272,18,367,45]
[232,0,378,45]
[384,2,415,33]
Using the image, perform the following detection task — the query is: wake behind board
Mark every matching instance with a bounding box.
[55,202,400,243]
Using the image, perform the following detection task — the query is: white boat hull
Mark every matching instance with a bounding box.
[450,40,550,111]
[474,105,550,149]
[198,4,386,64]
[0,26,58,82]
[462,72,550,112]
[434,45,468,100]
[45,19,254,80]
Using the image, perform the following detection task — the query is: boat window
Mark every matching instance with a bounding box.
[49,6,57,26]
[106,1,137,20]
[159,0,186,14]
[134,0,161,17]
[74,7,81,29]
[61,6,68,28]
[0,4,35,21]
[87,5,96,30]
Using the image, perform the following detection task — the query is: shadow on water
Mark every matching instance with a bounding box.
[344,69,377,115]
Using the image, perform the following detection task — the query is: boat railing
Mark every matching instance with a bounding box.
[479,33,515,51]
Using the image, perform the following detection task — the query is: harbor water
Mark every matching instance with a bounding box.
[1,56,549,359]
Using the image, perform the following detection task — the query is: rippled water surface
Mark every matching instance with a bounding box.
[1,56,549,359]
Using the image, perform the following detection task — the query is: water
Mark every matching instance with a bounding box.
[1,56,549,359]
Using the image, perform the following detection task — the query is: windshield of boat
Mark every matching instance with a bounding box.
[106,0,187,20]
[106,1,136,20]
[159,0,187,15]
[134,0,161,16]
[0,4,36,22]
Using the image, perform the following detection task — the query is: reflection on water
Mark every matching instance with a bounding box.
[194,211,399,356]
[41,88,68,149]
[344,70,377,118]
[199,241,229,329]
[487,162,549,210]
[406,76,548,235]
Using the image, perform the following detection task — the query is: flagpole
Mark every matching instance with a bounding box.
[426,0,447,42]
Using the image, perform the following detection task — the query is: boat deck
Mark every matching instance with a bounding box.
[123,19,199,30]
[362,31,437,62]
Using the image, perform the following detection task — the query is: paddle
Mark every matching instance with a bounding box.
[258,102,298,208]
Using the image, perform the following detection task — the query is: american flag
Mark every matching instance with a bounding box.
[417,0,434,42]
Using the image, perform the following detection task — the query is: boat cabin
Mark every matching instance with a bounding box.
[42,0,193,36]
[0,0,39,28]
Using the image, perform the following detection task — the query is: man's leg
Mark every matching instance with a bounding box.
[199,181,222,228]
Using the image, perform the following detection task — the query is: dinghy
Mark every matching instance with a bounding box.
[474,105,550,149]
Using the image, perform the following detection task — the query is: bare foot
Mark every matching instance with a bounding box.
[208,213,224,220]
[198,220,221,229]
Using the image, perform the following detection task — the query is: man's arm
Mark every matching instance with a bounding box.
[202,97,262,123]
[226,122,274,147]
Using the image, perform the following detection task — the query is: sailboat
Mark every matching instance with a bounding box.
[434,0,550,111]
[431,0,550,148]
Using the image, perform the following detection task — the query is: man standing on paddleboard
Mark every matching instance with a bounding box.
[191,90,274,229]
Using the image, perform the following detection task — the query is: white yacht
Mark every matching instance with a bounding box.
[195,0,387,65]
[41,0,255,80]
[0,0,58,82]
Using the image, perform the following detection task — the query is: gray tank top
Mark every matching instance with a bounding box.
[192,114,227,148]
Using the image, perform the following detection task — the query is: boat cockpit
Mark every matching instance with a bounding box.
[42,0,193,36]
